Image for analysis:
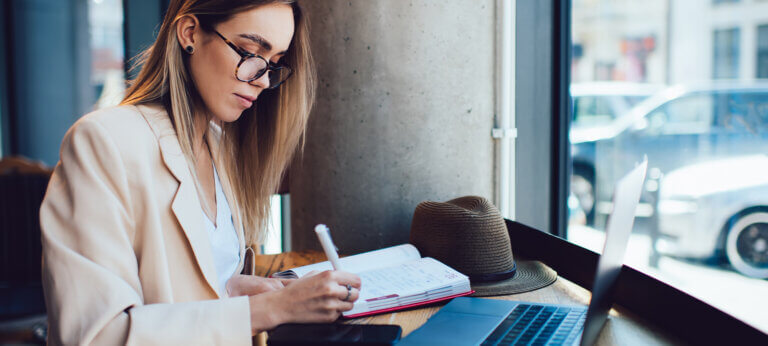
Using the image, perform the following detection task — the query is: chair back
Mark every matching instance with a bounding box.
[0,156,52,319]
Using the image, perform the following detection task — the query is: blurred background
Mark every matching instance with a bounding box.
[567,0,768,333]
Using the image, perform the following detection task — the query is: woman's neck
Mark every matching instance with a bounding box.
[192,110,218,158]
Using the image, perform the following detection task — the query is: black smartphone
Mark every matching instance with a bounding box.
[267,323,402,346]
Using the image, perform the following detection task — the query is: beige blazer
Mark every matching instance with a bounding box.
[40,104,254,345]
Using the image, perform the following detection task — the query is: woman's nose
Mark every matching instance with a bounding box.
[251,71,271,89]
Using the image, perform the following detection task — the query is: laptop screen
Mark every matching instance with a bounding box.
[580,160,648,345]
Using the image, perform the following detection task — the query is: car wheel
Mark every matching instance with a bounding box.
[725,212,768,279]
[571,168,595,225]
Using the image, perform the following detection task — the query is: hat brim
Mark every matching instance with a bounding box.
[470,260,557,297]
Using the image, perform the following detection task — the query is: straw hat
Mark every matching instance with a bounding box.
[409,196,557,296]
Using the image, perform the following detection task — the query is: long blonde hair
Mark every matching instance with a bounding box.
[121,0,315,246]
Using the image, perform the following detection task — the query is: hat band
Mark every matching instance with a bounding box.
[467,262,517,283]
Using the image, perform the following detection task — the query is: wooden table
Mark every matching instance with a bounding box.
[254,251,676,345]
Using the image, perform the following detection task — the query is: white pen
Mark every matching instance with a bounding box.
[315,224,343,270]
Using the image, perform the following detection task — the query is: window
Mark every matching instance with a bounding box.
[2,0,127,165]
[646,93,715,135]
[568,0,768,334]
[713,28,741,79]
[263,195,284,254]
[572,96,614,127]
[89,0,125,109]
[758,24,768,78]
[717,91,768,133]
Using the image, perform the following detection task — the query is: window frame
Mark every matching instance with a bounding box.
[514,0,767,343]
[757,23,768,78]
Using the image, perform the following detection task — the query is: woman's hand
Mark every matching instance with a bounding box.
[247,270,361,334]
[225,274,294,297]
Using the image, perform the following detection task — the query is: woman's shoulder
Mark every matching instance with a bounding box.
[76,104,162,135]
[64,104,166,160]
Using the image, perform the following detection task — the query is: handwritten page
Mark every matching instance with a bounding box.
[274,244,422,278]
[357,257,467,301]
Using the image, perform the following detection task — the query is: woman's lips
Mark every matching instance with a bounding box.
[234,94,254,108]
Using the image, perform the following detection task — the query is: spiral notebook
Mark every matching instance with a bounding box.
[271,244,474,318]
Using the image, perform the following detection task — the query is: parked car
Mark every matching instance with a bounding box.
[570,82,664,223]
[571,82,664,130]
[657,155,768,279]
[571,81,768,229]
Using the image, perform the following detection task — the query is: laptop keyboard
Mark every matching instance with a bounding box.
[480,304,587,346]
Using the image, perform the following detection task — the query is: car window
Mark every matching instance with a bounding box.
[645,93,714,135]
[624,95,650,107]
[573,95,615,127]
[715,91,768,134]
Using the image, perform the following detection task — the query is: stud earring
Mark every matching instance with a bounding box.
[185,45,194,54]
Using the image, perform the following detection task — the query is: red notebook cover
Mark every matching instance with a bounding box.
[342,290,475,319]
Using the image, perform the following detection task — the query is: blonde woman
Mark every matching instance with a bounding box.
[39,0,361,344]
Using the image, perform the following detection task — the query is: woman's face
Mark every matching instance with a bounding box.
[183,3,295,123]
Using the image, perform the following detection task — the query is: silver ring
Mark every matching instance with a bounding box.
[343,284,352,301]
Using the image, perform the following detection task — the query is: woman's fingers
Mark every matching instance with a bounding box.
[347,286,360,303]
[335,271,362,289]
[316,270,361,289]
[332,299,355,312]
[327,279,360,303]
[312,270,361,303]
[267,270,365,325]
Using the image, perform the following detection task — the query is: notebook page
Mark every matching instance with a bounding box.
[274,244,421,278]
[357,257,468,301]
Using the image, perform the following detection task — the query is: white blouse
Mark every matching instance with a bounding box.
[202,164,241,296]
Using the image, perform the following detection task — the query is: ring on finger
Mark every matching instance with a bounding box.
[342,284,352,302]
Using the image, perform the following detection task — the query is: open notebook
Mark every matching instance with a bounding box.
[271,244,473,318]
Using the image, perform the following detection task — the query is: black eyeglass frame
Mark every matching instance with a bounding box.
[213,30,293,89]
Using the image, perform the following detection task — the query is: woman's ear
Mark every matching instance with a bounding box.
[176,14,200,53]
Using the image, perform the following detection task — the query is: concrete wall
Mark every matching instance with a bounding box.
[290,0,497,254]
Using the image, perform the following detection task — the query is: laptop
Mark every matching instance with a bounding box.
[400,160,648,346]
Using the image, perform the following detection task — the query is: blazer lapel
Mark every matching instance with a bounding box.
[136,104,222,297]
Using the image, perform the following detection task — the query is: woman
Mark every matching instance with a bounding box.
[39,0,361,344]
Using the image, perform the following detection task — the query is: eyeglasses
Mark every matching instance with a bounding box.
[214,30,293,89]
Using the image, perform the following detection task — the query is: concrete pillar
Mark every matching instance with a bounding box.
[290,0,496,254]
